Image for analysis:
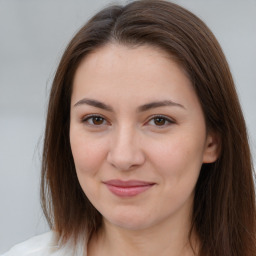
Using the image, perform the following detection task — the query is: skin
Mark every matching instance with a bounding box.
[70,44,219,256]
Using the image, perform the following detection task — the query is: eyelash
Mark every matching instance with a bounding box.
[146,115,175,127]
[82,114,109,126]
[81,114,175,127]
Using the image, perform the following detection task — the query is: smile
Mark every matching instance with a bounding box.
[103,180,155,197]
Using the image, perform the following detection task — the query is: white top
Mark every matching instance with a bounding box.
[1,231,87,256]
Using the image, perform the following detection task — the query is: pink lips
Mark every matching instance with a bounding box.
[103,179,155,197]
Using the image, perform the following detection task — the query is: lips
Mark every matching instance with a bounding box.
[103,179,155,197]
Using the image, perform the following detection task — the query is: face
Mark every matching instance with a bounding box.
[70,44,218,231]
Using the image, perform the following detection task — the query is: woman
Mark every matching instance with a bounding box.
[3,0,255,255]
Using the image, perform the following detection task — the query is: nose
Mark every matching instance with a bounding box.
[107,126,145,171]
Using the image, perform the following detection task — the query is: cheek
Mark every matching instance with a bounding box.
[70,132,109,201]
[70,131,107,177]
[148,133,205,185]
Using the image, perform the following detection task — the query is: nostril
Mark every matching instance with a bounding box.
[106,147,145,171]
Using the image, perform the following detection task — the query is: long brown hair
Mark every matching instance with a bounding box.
[41,1,256,255]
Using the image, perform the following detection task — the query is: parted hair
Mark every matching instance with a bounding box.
[41,1,256,255]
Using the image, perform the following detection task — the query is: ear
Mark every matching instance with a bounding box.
[203,132,221,163]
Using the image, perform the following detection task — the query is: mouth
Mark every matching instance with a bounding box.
[103,179,156,197]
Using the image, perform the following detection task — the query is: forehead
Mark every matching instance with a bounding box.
[77,43,173,73]
[71,43,196,108]
[73,43,188,83]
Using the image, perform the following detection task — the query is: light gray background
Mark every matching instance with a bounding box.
[0,0,255,253]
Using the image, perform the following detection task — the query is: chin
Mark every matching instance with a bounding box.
[104,210,156,231]
[112,220,152,231]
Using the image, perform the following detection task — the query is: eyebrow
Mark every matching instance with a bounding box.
[74,98,114,111]
[73,98,185,112]
[137,100,185,112]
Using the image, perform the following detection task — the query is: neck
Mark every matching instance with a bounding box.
[88,214,198,256]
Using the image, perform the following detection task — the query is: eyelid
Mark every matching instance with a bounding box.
[81,114,110,126]
[145,114,176,126]
[80,114,175,127]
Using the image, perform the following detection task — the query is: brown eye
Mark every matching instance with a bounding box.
[153,117,166,126]
[92,116,104,125]
[147,115,175,127]
[83,115,107,126]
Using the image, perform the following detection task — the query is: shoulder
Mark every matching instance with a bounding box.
[1,231,59,256]
[1,231,87,256]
